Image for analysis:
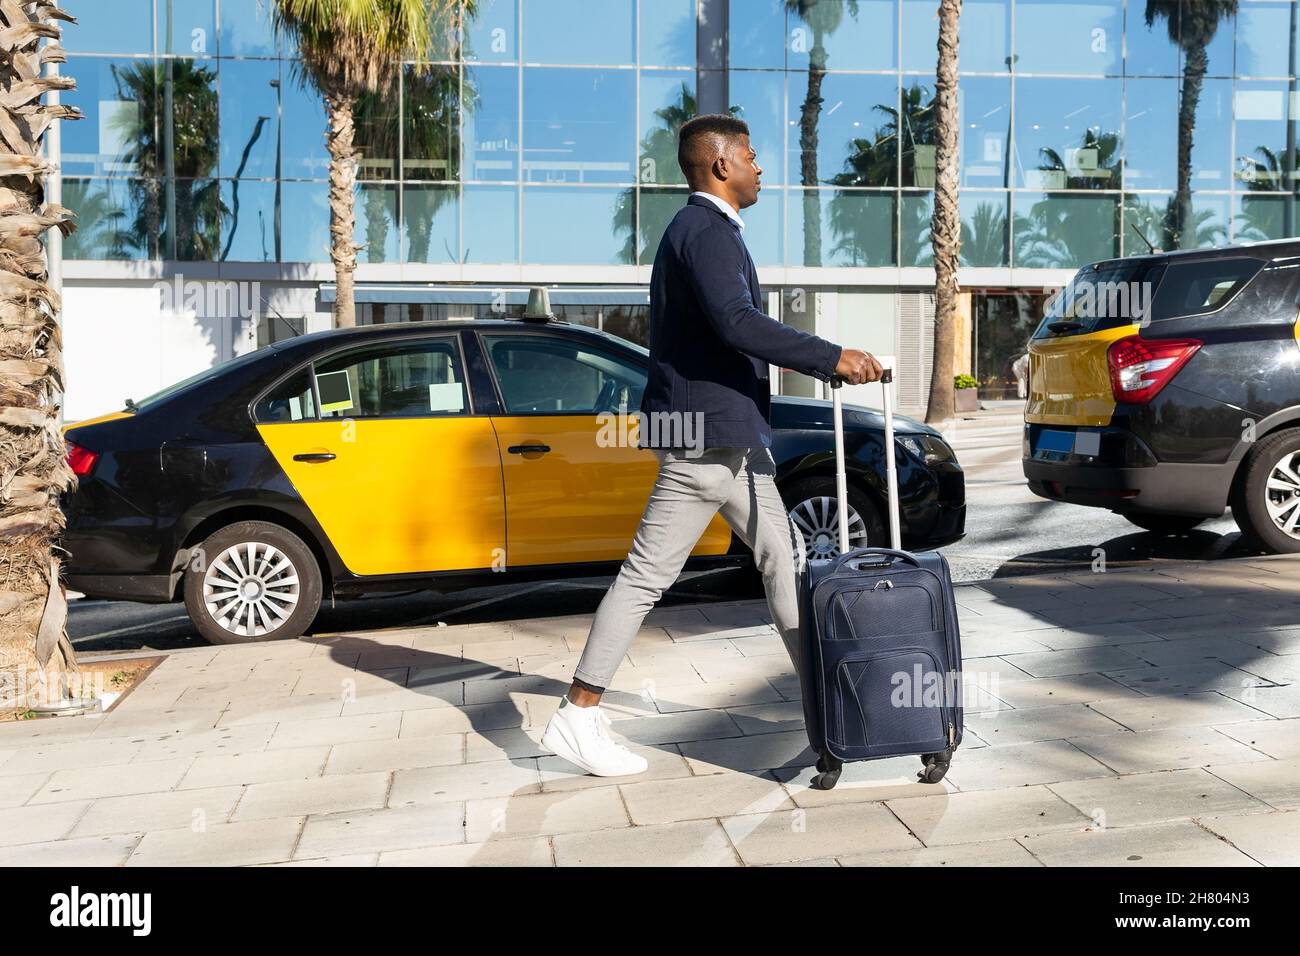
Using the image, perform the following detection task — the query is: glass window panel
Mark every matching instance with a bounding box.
[523,186,631,264]
[729,71,786,186]
[744,187,783,266]
[161,0,215,55]
[1012,192,1120,268]
[278,180,331,262]
[463,184,518,262]
[65,57,158,177]
[641,0,696,67]
[787,0,894,72]
[789,188,894,267]
[790,73,898,188]
[402,184,459,263]
[602,305,650,346]
[1123,2,1180,77]
[953,0,1010,74]
[1014,77,1121,189]
[354,78,401,181]
[220,0,278,57]
[481,335,645,414]
[729,0,786,69]
[1188,78,1235,189]
[1203,6,1237,77]
[404,65,460,181]
[522,0,634,64]
[167,177,223,260]
[64,0,151,54]
[522,68,635,184]
[639,72,696,185]
[464,65,519,181]
[1235,82,1300,192]
[315,339,468,419]
[465,0,518,62]
[1123,191,1228,254]
[280,76,330,180]
[160,60,220,180]
[900,190,933,266]
[960,76,1010,188]
[357,184,399,263]
[219,59,279,180]
[961,191,1010,266]
[1123,77,1178,191]
[1014,0,1122,75]
[637,188,690,265]
[219,178,277,262]
[63,177,156,260]
[1235,193,1300,241]
[1238,2,1294,78]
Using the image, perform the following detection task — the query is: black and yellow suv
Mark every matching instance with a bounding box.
[62,318,965,643]
[1024,238,1300,552]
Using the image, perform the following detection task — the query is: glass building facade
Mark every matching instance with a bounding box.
[63,0,1300,267]
[57,0,1300,413]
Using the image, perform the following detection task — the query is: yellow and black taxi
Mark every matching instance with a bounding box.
[1024,238,1300,551]
[62,317,965,643]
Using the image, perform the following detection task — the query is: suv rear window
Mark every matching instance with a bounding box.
[1032,261,1164,339]
[1146,257,1266,322]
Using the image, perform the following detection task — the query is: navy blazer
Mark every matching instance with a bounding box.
[639,194,842,450]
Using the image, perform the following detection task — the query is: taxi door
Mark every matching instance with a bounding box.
[255,334,506,576]
[477,330,732,567]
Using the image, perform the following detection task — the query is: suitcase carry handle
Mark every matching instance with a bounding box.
[830,367,901,552]
[828,547,923,573]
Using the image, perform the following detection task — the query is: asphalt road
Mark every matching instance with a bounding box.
[66,410,1260,654]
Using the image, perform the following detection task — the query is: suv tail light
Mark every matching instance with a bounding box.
[1107,335,1202,404]
[66,441,99,477]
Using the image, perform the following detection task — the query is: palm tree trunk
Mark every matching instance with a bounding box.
[926,0,962,426]
[325,86,360,328]
[798,41,826,266]
[1171,44,1207,250]
[0,0,81,712]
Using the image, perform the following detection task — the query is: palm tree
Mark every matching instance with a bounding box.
[926,0,961,426]
[273,0,450,327]
[786,0,859,266]
[1144,1,1238,249]
[0,2,83,710]
[62,181,132,260]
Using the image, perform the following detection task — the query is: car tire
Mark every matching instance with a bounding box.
[780,475,886,561]
[182,520,323,644]
[1231,427,1300,554]
[1121,512,1205,535]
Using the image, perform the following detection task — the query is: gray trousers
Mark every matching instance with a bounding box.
[573,445,807,689]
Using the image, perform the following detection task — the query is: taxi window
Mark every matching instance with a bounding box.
[313,338,469,419]
[254,369,317,422]
[481,335,646,414]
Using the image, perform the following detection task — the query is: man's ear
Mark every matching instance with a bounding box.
[713,151,730,182]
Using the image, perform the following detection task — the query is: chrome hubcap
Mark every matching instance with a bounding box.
[789,495,870,559]
[203,541,300,637]
[1266,451,1300,540]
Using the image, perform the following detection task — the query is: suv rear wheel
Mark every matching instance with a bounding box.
[1231,427,1300,553]
[182,520,324,643]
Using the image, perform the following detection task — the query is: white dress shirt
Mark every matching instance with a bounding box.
[690,190,745,230]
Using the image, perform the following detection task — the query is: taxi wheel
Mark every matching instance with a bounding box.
[782,476,885,562]
[1231,427,1300,554]
[183,521,323,644]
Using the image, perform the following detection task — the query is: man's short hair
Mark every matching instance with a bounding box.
[678,114,750,186]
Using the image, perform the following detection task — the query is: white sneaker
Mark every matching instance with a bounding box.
[540,696,649,777]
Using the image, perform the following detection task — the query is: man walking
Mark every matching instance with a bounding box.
[541,114,883,776]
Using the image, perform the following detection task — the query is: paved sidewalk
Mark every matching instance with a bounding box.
[3,556,1299,867]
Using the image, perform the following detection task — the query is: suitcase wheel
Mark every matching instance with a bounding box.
[812,751,843,790]
[917,749,952,785]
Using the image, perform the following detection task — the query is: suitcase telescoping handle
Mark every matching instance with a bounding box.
[830,367,901,553]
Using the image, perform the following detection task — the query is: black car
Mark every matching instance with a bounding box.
[1024,238,1300,551]
[62,317,965,643]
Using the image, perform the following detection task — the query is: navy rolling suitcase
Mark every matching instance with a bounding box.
[794,369,963,790]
